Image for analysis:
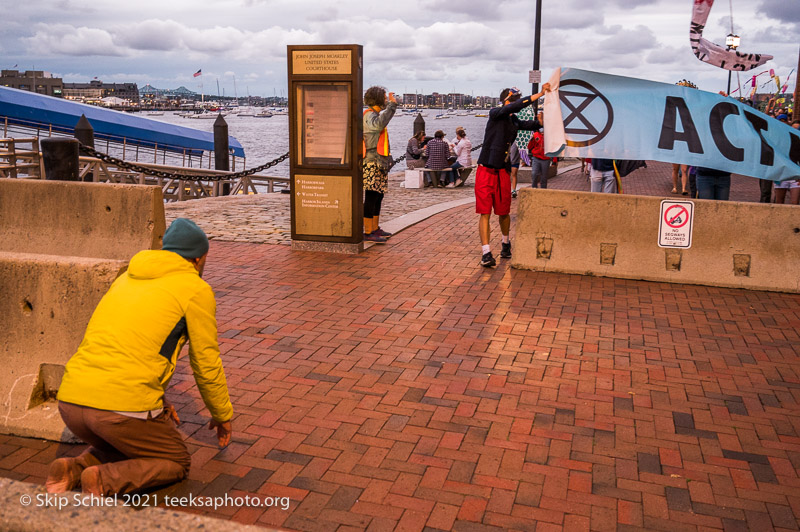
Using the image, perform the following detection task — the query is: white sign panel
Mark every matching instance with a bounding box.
[528,70,541,84]
[658,200,694,248]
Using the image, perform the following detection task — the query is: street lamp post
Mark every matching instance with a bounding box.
[532,0,542,110]
[726,33,740,96]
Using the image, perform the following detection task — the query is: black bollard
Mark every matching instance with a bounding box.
[41,138,80,181]
[74,114,94,182]
[214,114,231,195]
[413,113,425,137]
[74,114,94,148]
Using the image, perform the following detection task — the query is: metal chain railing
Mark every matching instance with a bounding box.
[388,142,483,170]
[80,140,484,177]
[78,144,289,182]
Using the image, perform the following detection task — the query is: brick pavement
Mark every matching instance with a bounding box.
[163,160,763,246]
[1,170,798,531]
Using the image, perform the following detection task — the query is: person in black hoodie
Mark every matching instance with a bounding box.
[475,84,550,267]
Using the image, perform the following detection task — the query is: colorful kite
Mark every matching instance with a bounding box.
[689,0,772,71]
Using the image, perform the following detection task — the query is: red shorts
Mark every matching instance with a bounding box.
[475,166,511,216]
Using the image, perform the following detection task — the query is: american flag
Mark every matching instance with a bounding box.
[193,69,202,78]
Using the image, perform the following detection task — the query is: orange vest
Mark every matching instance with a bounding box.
[362,107,390,157]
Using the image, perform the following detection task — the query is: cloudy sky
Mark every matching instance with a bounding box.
[2,0,797,98]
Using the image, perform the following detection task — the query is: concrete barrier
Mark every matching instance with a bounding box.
[0,179,164,258]
[513,189,800,293]
[0,180,165,441]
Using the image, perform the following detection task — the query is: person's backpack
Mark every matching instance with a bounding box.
[614,160,647,177]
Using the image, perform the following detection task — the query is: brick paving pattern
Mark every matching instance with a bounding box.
[164,160,763,245]
[1,161,798,531]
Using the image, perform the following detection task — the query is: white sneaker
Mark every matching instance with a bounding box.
[445,183,455,188]
[454,179,463,187]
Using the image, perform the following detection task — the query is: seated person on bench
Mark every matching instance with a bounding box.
[446,127,472,188]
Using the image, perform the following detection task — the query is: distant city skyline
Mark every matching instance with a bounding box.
[2,0,797,98]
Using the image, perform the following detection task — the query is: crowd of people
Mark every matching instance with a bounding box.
[364,82,797,263]
[664,116,799,204]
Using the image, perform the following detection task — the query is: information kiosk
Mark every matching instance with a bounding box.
[287,44,364,253]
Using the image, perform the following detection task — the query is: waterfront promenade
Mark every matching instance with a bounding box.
[1,162,798,531]
[162,161,762,244]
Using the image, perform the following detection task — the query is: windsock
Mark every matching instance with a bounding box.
[689,0,773,71]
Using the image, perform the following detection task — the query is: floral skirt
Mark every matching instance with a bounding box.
[363,160,388,194]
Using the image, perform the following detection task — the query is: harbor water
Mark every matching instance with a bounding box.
[148,111,490,177]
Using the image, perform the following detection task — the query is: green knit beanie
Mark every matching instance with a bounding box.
[162,218,209,259]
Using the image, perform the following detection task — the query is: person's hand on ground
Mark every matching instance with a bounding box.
[210,419,232,448]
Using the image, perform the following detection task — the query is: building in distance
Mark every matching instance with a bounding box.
[63,79,140,106]
[0,70,63,97]
[398,91,499,110]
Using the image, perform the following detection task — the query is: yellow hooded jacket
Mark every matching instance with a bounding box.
[58,250,233,422]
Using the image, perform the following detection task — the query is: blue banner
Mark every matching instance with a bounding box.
[544,68,800,182]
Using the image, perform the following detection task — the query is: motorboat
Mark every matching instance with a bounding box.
[185,110,226,119]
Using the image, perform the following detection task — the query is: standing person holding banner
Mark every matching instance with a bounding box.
[475,84,550,268]
[362,86,398,244]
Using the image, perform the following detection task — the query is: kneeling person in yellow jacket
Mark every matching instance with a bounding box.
[47,218,233,496]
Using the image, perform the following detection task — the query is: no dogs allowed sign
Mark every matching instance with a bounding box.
[658,200,694,248]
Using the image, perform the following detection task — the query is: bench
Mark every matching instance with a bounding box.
[0,179,165,441]
[405,166,476,189]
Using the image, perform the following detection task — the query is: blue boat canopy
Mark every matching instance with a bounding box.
[0,86,245,157]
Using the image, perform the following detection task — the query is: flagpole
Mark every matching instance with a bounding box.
[794,45,800,122]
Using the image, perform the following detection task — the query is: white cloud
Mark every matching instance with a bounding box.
[3,0,795,96]
[22,24,124,56]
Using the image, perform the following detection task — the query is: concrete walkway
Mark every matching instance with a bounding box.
[1,162,797,532]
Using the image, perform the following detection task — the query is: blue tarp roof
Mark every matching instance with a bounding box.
[0,86,245,157]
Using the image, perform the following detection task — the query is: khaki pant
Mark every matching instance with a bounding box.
[59,402,191,495]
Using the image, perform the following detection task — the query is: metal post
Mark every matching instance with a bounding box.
[794,45,800,122]
[214,114,231,195]
[41,138,80,181]
[532,0,542,110]
[74,114,94,182]
[74,114,94,148]
[725,41,733,96]
[413,113,426,137]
